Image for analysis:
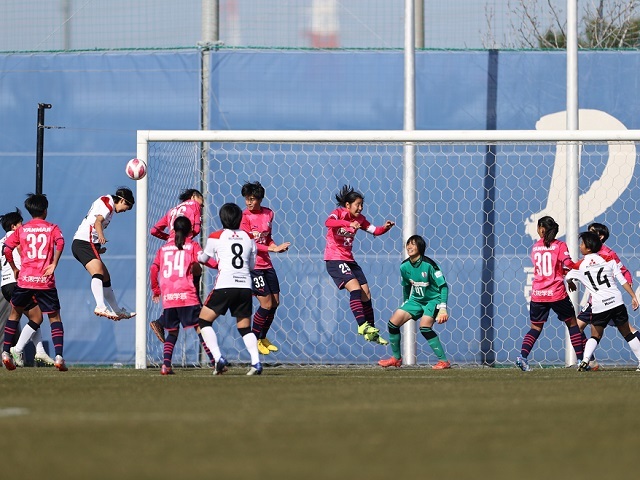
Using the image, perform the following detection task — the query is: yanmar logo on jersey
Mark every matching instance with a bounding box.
[23,226,53,233]
[532,244,557,252]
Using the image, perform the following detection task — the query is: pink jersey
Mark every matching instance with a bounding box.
[150,200,202,241]
[599,243,632,285]
[530,238,573,302]
[324,207,389,261]
[3,218,64,290]
[240,206,275,270]
[150,238,202,308]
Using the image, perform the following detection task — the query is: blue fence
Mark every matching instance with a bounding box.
[1,49,639,364]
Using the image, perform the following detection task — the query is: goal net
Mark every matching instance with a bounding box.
[135,129,640,369]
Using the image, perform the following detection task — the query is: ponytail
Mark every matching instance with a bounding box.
[173,216,192,250]
[538,216,559,248]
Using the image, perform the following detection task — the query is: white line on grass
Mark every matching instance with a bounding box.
[0,407,29,417]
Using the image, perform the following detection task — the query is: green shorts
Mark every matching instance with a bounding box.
[399,298,439,320]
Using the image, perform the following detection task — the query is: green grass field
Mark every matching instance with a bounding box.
[1,365,639,480]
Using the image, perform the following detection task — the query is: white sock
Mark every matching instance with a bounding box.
[91,277,106,308]
[32,328,46,354]
[15,324,38,352]
[103,286,121,311]
[199,325,222,361]
[626,336,640,362]
[583,337,598,362]
[242,331,260,365]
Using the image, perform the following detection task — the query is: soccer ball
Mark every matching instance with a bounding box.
[125,158,146,180]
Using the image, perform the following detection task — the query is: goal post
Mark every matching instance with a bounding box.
[135,128,640,369]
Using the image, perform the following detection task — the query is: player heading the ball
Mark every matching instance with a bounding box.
[71,187,136,321]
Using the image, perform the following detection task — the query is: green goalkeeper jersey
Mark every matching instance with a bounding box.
[400,255,449,305]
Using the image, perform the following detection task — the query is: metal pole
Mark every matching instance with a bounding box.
[402,0,417,365]
[62,0,71,50]
[415,0,424,49]
[565,0,580,367]
[199,0,219,365]
[36,103,52,195]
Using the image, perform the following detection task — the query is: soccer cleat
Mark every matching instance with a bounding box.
[114,308,136,320]
[257,339,271,355]
[261,338,279,352]
[34,352,55,366]
[378,356,402,368]
[161,365,174,375]
[589,359,601,371]
[365,331,389,345]
[246,362,263,376]
[213,357,229,375]
[94,306,120,321]
[54,355,68,372]
[432,360,451,370]
[357,322,380,337]
[149,320,165,343]
[10,346,24,367]
[515,356,531,372]
[2,351,16,371]
[577,360,590,372]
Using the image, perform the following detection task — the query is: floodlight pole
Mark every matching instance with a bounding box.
[36,103,52,195]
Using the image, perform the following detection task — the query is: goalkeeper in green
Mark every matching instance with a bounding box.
[378,235,451,369]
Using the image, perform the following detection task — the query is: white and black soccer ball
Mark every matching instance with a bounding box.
[125,158,147,180]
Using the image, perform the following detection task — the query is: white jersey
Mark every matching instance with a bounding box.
[566,253,627,313]
[0,230,20,286]
[73,195,116,243]
[198,229,256,290]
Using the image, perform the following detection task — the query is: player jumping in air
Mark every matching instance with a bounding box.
[2,194,68,371]
[378,235,452,369]
[240,181,290,355]
[197,203,262,376]
[72,187,136,321]
[565,231,640,371]
[515,216,586,371]
[324,185,394,345]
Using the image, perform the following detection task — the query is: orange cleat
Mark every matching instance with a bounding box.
[432,360,451,370]
[378,357,402,368]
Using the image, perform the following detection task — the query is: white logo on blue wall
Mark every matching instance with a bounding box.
[524,109,636,241]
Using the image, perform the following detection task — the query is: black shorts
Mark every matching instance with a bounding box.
[591,304,629,328]
[204,288,252,318]
[577,304,593,324]
[72,239,102,267]
[325,260,368,290]
[2,283,37,311]
[529,297,576,323]
[251,268,280,296]
[12,286,60,314]
[163,305,200,330]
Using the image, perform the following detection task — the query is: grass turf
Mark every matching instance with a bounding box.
[1,365,639,480]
